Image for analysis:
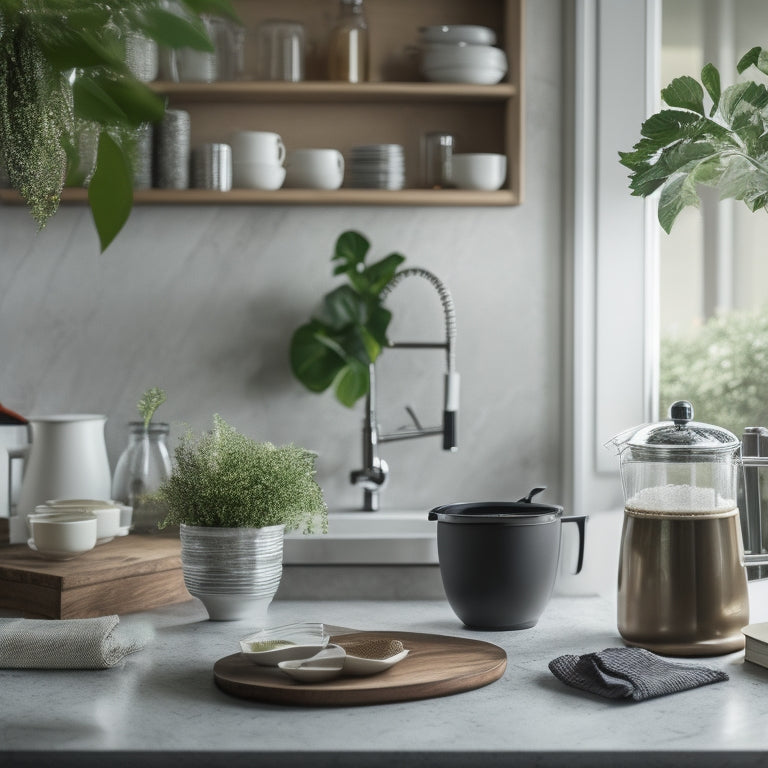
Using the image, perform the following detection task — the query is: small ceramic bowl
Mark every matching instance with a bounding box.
[28,513,98,560]
[239,622,330,666]
[43,500,121,543]
[277,645,346,683]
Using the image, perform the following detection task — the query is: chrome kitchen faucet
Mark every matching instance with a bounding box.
[350,267,459,511]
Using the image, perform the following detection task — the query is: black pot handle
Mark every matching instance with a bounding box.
[561,515,587,574]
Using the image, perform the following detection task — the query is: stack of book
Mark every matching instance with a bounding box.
[743,623,768,669]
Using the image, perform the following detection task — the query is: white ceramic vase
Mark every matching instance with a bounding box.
[179,523,285,621]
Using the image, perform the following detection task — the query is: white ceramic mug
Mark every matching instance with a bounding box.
[449,153,507,191]
[284,148,344,190]
[230,131,286,166]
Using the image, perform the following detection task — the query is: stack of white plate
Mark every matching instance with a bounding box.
[347,144,405,190]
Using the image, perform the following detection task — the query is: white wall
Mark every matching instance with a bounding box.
[0,2,565,515]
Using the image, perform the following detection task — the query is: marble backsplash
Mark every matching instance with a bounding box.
[0,2,564,516]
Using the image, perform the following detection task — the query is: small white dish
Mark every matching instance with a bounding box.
[43,499,121,544]
[27,513,98,560]
[343,648,409,676]
[277,645,346,683]
[239,622,330,666]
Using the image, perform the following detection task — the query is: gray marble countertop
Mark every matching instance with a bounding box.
[3,592,768,768]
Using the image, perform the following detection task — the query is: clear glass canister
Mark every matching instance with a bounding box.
[610,400,749,656]
[328,0,369,83]
[112,422,172,533]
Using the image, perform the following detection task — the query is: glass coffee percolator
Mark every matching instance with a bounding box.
[611,400,758,656]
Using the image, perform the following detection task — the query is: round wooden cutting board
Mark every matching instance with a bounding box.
[213,630,507,707]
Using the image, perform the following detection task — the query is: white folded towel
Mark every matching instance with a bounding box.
[0,615,151,669]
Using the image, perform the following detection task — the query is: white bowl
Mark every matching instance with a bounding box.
[421,44,507,84]
[43,500,121,543]
[284,149,345,190]
[277,645,347,683]
[28,513,98,560]
[449,153,507,191]
[419,25,497,46]
[233,161,286,190]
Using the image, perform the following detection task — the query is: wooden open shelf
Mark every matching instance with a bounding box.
[150,81,517,104]
[0,187,517,206]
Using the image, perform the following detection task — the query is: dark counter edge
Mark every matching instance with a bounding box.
[3,752,764,768]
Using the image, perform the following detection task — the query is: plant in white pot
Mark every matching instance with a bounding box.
[156,415,327,621]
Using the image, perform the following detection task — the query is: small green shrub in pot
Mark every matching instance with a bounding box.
[155,415,327,621]
[157,415,327,533]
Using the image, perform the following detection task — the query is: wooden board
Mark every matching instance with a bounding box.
[0,535,190,619]
[213,630,507,707]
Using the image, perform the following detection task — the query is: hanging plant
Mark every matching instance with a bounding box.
[0,0,238,251]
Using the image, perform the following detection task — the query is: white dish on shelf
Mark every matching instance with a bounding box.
[239,622,330,665]
[419,25,497,46]
[277,645,347,682]
[421,43,507,85]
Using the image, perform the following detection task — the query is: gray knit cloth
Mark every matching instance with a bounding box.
[0,615,150,669]
[549,647,729,701]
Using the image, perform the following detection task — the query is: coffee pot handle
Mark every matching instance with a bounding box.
[562,515,587,575]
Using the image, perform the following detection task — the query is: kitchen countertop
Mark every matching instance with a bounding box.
[3,591,768,768]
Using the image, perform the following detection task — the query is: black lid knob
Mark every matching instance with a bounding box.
[669,400,693,426]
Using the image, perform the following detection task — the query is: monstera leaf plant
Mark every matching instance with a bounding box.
[290,230,406,408]
[0,0,237,251]
[620,46,768,231]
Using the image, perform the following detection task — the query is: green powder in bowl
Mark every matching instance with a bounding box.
[246,640,296,652]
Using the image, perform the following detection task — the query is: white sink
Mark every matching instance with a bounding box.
[284,510,438,565]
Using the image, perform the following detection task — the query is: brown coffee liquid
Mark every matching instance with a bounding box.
[618,506,749,656]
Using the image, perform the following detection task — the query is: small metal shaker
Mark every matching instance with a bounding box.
[155,108,190,189]
[192,143,232,191]
[132,123,153,189]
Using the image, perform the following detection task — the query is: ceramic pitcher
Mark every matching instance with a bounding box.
[8,414,111,544]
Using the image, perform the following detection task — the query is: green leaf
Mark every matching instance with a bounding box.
[661,75,705,115]
[316,284,367,330]
[289,322,345,393]
[179,0,241,24]
[92,75,165,126]
[658,173,700,234]
[334,360,370,408]
[87,132,134,252]
[332,230,370,274]
[37,28,124,71]
[366,305,393,348]
[137,387,167,429]
[701,63,720,116]
[363,253,405,295]
[737,47,761,74]
[140,8,214,52]
[720,81,768,126]
[72,74,129,124]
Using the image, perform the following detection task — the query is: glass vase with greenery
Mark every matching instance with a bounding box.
[156,415,328,534]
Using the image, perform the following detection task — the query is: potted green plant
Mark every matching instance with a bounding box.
[154,414,327,621]
[289,230,405,407]
[0,0,237,252]
[620,47,768,232]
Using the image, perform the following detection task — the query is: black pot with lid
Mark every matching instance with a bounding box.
[428,488,586,630]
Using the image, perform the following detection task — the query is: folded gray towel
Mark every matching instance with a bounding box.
[549,647,729,701]
[0,615,151,670]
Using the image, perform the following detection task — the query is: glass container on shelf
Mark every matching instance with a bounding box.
[328,0,369,83]
[112,421,172,534]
